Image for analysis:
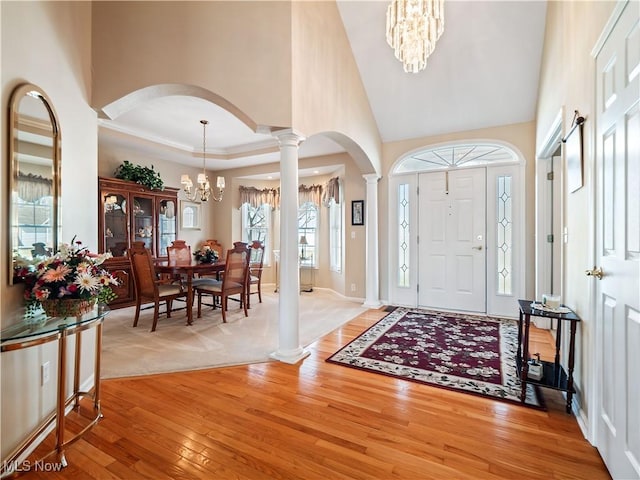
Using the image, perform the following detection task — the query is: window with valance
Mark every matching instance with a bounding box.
[239,177,342,271]
[14,172,54,255]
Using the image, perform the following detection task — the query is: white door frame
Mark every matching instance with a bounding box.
[387,141,526,317]
[535,109,565,330]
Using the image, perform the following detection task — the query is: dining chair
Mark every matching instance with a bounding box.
[165,239,191,281]
[202,239,224,259]
[246,240,265,308]
[167,239,215,289]
[167,239,192,265]
[128,241,187,332]
[195,242,250,323]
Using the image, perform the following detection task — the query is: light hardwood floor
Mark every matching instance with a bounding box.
[18,309,610,479]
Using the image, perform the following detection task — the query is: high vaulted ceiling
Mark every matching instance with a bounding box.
[98,1,547,173]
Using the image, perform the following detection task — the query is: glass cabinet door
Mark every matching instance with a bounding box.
[103,192,128,257]
[157,198,177,258]
[132,195,155,254]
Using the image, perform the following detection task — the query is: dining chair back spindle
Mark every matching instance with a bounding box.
[128,241,187,332]
[195,242,250,323]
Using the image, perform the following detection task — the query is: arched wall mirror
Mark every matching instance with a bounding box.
[9,83,61,284]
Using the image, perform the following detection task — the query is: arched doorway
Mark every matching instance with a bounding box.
[388,141,525,317]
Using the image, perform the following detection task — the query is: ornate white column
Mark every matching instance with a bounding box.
[271,130,310,364]
[363,174,382,308]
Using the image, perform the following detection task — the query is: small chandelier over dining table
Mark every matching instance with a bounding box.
[181,120,225,202]
[386,0,445,73]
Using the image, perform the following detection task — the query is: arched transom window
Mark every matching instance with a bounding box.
[393,143,520,174]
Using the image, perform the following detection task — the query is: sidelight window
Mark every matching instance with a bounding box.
[496,175,513,295]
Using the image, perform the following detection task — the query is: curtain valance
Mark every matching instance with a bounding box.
[298,184,323,207]
[17,172,53,203]
[322,177,340,206]
[240,180,338,209]
[239,186,280,209]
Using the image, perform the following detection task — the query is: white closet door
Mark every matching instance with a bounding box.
[594,1,640,477]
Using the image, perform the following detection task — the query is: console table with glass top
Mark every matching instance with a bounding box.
[0,307,109,475]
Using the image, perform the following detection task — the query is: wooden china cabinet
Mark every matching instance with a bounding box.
[98,177,179,308]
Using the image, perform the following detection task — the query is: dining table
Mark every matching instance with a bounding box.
[155,259,225,325]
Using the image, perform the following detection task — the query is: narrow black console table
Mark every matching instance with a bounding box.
[1,307,109,475]
[517,299,581,413]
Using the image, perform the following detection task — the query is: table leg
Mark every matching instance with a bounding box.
[517,309,523,362]
[186,275,193,325]
[520,313,531,402]
[56,331,68,467]
[555,319,563,384]
[73,331,81,409]
[94,322,103,414]
[566,319,578,413]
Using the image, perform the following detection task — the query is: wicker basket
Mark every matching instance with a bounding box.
[41,297,97,318]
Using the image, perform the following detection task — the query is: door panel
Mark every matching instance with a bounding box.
[601,295,616,433]
[419,168,486,312]
[595,2,640,477]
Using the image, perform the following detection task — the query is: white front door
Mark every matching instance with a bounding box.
[418,168,486,312]
[594,1,640,478]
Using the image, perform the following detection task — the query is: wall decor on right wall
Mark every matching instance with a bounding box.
[562,110,585,193]
[352,200,364,226]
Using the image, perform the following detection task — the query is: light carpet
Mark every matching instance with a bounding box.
[101,288,368,379]
[327,307,543,408]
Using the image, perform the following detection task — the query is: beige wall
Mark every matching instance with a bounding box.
[92,2,381,176]
[291,2,382,175]
[92,1,293,130]
[535,0,615,425]
[1,1,96,460]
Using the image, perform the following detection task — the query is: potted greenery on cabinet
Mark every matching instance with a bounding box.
[114,160,164,191]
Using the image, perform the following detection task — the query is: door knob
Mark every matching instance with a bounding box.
[585,266,604,280]
[472,245,483,250]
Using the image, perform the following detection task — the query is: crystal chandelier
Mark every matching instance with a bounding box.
[386,0,445,73]
[181,120,225,202]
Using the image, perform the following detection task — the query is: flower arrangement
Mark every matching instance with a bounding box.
[14,237,119,315]
[193,246,219,264]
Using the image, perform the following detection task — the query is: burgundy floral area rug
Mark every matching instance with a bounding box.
[327,308,543,408]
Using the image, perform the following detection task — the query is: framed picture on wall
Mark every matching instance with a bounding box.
[352,200,364,226]
[180,200,201,230]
